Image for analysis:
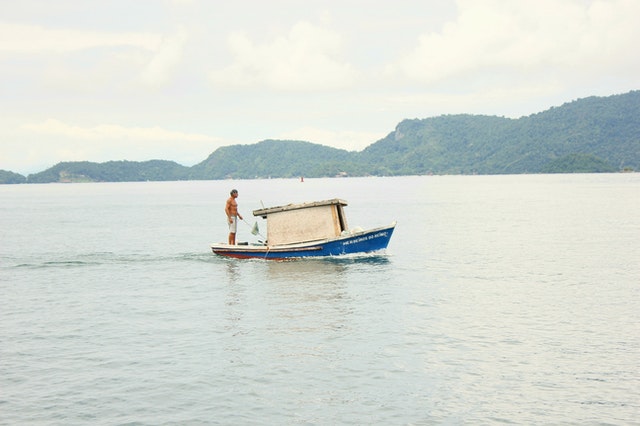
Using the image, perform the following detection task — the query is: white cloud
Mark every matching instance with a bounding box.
[0,21,161,54]
[210,20,358,91]
[279,126,385,152]
[140,27,189,88]
[6,118,222,171]
[0,20,195,90]
[23,118,216,142]
[387,0,640,85]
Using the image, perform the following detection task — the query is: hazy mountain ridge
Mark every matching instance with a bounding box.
[25,160,190,184]
[360,91,639,174]
[188,140,356,179]
[3,91,638,183]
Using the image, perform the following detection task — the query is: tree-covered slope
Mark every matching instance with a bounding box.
[358,114,514,175]
[0,169,27,184]
[517,91,640,172]
[359,90,640,174]
[189,139,360,179]
[27,160,190,183]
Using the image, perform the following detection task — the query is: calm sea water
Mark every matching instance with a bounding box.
[1,174,638,425]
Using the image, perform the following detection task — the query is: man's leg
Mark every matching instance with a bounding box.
[228,216,237,244]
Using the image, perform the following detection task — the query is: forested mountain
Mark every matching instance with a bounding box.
[3,91,638,183]
[188,140,363,179]
[26,160,190,183]
[0,169,26,184]
[360,91,639,174]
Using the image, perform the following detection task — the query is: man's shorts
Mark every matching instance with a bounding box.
[228,216,237,233]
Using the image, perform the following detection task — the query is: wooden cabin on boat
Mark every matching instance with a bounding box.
[253,198,349,246]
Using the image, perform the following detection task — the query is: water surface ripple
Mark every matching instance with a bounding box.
[1,175,638,424]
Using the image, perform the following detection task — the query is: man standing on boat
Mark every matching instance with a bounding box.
[225,189,243,245]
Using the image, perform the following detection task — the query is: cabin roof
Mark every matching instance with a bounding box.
[253,198,348,217]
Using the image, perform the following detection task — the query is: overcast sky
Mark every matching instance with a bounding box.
[1,0,639,175]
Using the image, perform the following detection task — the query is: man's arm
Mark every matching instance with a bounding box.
[225,198,232,221]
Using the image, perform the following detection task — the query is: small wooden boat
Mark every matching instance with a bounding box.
[211,198,395,260]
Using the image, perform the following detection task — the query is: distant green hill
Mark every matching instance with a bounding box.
[540,153,616,173]
[26,160,189,183]
[359,91,640,174]
[2,90,638,184]
[189,139,363,179]
[0,169,26,184]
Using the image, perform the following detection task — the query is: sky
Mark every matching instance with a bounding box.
[1,0,639,175]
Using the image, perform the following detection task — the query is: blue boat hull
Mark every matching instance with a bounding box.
[211,223,395,260]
